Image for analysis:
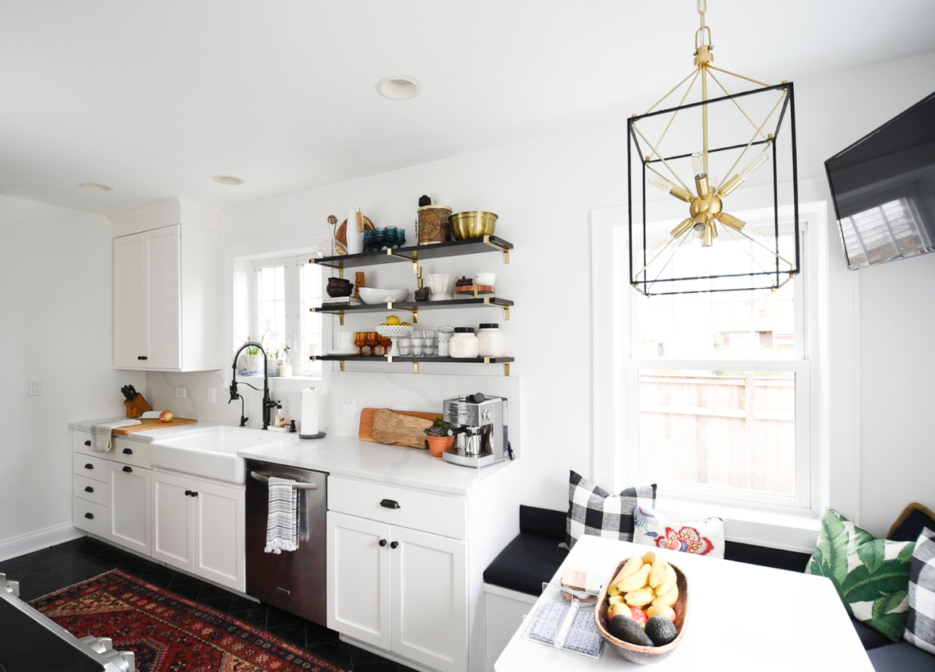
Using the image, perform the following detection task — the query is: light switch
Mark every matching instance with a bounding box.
[208,388,216,404]
[176,388,187,398]
[28,378,42,396]
[340,399,356,417]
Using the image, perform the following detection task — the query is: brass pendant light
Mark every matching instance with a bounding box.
[628,0,800,296]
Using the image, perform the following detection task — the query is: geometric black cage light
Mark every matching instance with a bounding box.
[628,0,800,296]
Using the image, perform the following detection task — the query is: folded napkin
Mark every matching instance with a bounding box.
[90,419,141,452]
[264,477,299,554]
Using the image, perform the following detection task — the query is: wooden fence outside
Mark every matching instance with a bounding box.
[638,372,795,495]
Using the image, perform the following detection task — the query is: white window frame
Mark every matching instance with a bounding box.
[251,255,322,378]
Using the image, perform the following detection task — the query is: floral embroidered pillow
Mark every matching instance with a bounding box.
[633,506,725,559]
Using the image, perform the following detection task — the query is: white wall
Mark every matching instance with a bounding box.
[0,196,145,558]
[153,51,935,538]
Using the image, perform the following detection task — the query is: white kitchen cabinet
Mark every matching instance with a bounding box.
[328,512,393,651]
[111,198,220,372]
[327,509,468,672]
[151,470,245,592]
[109,462,151,556]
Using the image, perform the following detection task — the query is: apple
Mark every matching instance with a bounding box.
[607,601,631,621]
[160,410,174,422]
[629,606,648,626]
[646,605,677,622]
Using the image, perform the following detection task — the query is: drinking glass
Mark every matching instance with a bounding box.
[362,229,375,252]
[366,332,379,356]
[372,230,386,250]
[354,332,367,356]
[396,230,406,247]
[411,337,424,357]
[399,338,411,356]
[423,335,435,357]
[384,227,398,249]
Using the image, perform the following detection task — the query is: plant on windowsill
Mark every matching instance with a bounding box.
[241,338,263,375]
[278,345,293,378]
[268,348,281,377]
[424,417,455,458]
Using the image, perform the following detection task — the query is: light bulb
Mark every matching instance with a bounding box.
[741,151,770,178]
[649,174,675,193]
[692,151,706,178]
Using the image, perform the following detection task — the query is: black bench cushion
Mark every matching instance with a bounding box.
[483,532,568,596]
[867,642,935,671]
[888,503,935,543]
[519,504,566,541]
[853,618,896,651]
[724,540,811,573]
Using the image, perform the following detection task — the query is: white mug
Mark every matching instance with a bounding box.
[336,331,355,352]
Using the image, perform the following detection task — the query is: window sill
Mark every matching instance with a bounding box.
[653,498,821,554]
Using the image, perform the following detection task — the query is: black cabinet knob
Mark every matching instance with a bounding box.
[379,539,387,547]
[84,440,91,447]
[122,466,132,473]
[390,541,399,549]
[140,356,148,360]
[122,448,133,455]
[85,486,94,493]
[380,499,401,509]
[84,513,94,520]
[185,490,192,496]
[191,491,199,497]
[85,463,93,470]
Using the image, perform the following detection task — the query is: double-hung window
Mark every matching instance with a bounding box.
[625,212,813,512]
[252,255,322,377]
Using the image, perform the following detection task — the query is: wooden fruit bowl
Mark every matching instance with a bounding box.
[594,556,689,664]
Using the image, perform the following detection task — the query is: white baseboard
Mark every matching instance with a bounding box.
[0,523,84,562]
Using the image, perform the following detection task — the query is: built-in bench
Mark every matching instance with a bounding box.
[483,505,933,672]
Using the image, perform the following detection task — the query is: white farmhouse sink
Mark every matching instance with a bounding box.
[150,426,284,484]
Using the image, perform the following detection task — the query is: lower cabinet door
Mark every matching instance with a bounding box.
[327,512,392,651]
[192,478,245,592]
[151,471,194,571]
[391,526,467,672]
[109,463,152,556]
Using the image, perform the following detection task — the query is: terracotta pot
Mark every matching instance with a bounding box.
[426,435,456,458]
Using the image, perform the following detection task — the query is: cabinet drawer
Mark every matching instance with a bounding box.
[74,474,110,507]
[73,498,109,538]
[73,453,110,484]
[73,430,94,455]
[112,439,151,469]
[329,477,467,540]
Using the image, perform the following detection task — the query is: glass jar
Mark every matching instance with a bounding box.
[449,327,479,358]
[477,323,504,357]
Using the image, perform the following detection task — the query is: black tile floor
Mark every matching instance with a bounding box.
[0,536,414,672]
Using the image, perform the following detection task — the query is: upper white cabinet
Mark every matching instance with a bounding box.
[112,197,220,371]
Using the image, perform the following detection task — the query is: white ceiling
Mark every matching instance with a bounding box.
[1,0,933,216]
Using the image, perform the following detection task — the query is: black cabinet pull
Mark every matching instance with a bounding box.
[84,463,93,470]
[84,440,91,447]
[185,490,192,496]
[122,448,133,455]
[380,499,400,509]
[140,356,148,361]
[379,539,387,547]
[122,466,132,473]
[390,541,399,549]
[84,486,94,493]
[84,513,94,520]
[191,491,199,497]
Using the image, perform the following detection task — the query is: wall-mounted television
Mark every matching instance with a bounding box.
[825,92,935,270]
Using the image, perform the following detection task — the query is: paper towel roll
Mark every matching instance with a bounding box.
[346,207,363,254]
[301,387,319,436]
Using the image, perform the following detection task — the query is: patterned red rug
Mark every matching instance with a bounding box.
[29,570,345,672]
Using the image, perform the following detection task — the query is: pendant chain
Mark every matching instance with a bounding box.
[696,0,713,50]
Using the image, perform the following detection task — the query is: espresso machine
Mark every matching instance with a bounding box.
[442,393,513,468]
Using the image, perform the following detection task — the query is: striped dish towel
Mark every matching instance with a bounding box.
[264,476,299,554]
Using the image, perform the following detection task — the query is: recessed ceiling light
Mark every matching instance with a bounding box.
[213,175,245,186]
[375,75,422,100]
[79,182,113,192]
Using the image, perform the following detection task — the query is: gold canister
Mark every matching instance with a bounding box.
[418,204,453,245]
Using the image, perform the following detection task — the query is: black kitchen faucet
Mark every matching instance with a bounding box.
[229,342,279,430]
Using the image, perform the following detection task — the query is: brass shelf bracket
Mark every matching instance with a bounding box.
[504,306,511,321]
[338,311,345,326]
[340,361,345,372]
[413,362,420,374]
[412,307,419,323]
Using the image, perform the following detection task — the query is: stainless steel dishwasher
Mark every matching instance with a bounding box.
[245,459,328,626]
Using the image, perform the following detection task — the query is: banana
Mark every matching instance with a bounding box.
[652,584,679,608]
[624,585,654,607]
[641,551,657,566]
[609,595,625,605]
[616,563,652,593]
[655,565,677,597]
[610,557,643,591]
[649,554,669,588]
[608,583,622,597]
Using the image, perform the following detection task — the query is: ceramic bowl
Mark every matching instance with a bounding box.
[358,287,409,304]
[594,556,689,664]
[424,274,454,300]
[376,325,414,339]
[473,273,496,287]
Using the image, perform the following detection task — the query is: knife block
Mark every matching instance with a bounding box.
[125,394,153,418]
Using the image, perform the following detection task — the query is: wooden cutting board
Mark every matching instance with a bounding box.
[112,417,198,435]
[358,408,439,443]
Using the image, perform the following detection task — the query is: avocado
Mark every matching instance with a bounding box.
[645,616,678,646]
[608,615,654,647]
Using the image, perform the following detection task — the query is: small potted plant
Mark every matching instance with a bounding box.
[242,338,262,374]
[268,348,281,377]
[279,344,293,377]
[424,417,455,458]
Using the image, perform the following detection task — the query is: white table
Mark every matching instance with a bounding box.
[495,535,873,671]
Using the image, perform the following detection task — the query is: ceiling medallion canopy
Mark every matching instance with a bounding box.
[628,0,800,296]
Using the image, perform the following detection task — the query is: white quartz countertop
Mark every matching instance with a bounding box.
[68,418,226,443]
[237,434,517,496]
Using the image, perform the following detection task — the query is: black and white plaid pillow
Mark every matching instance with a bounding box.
[905,527,935,654]
[563,471,657,550]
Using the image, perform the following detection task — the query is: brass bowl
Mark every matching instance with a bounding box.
[450,211,498,240]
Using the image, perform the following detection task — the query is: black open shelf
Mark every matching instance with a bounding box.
[312,355,514,364]
[309,235,513,270]
[313,297,513,315]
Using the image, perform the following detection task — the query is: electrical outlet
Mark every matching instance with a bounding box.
[28,378,42,396]
[208,388,216,404]
[340,399,356,418]
[176,388,187,398]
